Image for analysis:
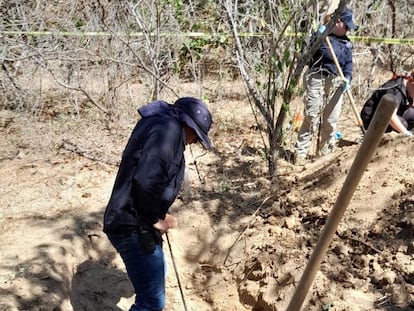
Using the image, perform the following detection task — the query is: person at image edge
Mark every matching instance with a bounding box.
[361,71,414,136]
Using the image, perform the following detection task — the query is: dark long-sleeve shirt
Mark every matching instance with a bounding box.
[309,33,353,81]
[103,102,185,234]
[360,77,411,130]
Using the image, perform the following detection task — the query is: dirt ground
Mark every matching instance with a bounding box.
[0,79,414,311]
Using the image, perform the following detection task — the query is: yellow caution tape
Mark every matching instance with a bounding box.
[349,35,414,45]
[0,30,212,37]
[1,30,413,45]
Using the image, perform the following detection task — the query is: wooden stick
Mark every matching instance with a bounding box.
[324,36,366,134]
[286,94,398,311]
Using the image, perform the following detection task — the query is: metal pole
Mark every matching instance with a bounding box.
[166,233,188,311]
[286,94,398,311]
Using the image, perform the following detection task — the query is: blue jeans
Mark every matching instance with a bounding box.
[107,230,165,311]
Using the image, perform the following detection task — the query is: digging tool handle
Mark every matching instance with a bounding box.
[166,233,188,311]
[324,36,366,135]
[286,94,398,311]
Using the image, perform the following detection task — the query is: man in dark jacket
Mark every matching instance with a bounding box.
[103,97,213,310]
[361,72,414,136]
[294,8,357,163]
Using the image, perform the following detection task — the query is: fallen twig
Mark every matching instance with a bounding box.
[61,138,119,166]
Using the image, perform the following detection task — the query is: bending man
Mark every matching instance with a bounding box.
[103,97,213,310]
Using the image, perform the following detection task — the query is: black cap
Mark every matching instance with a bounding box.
[340,8,357,31]
[174,97,213,149]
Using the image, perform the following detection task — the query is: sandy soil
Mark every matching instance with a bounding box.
[0,80,413,311]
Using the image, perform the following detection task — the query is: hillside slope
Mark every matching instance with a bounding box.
[0,81,413,311]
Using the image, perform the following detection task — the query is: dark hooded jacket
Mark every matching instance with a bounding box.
[103,101,186,234]
[309,33,353,82]
[361,77,411,130]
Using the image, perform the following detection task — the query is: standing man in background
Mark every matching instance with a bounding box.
[103,97,213,310]
[294,8,357,164]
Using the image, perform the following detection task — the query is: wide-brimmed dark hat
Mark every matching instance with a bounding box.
[340,8,358,31]
[174,97,213,149]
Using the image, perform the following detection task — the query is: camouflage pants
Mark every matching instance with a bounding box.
[295,70,344,158]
